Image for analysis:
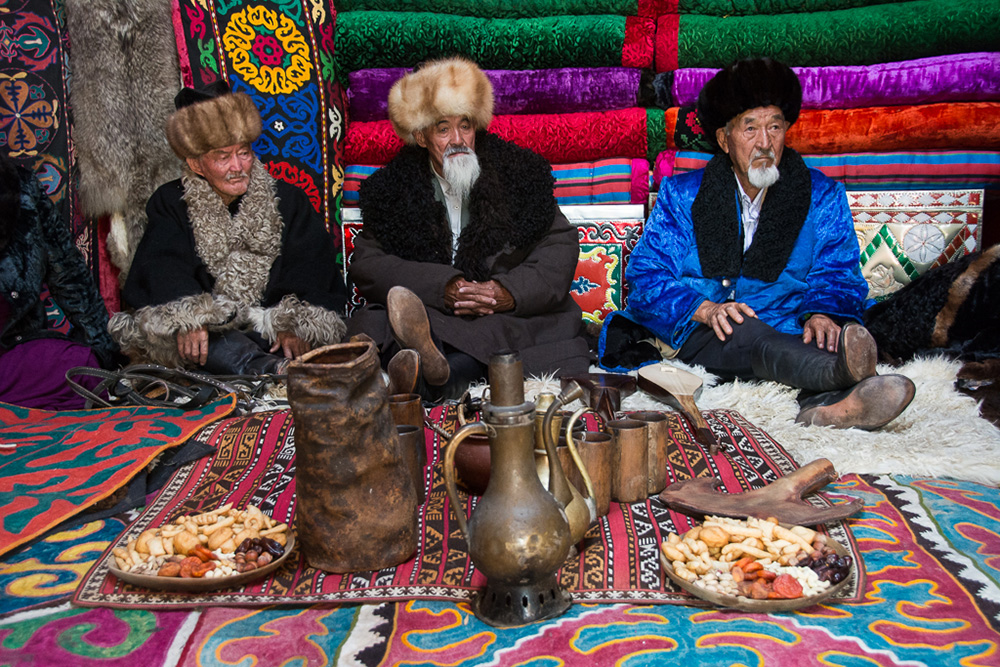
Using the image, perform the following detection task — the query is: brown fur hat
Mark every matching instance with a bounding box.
[165,82,262,159]
[388,57,493,144]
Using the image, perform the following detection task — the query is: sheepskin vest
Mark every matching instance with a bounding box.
[358,132,557,282]
[691,148,812,283]
[183,160,283,308]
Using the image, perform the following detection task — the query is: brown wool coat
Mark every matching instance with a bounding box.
[347,212,591,376]
[345,134,591,376]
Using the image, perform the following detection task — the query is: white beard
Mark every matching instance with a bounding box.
[442,149,481,200]
[748,163,780,190]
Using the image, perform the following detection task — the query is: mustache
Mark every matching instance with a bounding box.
[225,172,250,182]
[752,149,775,161]
[444,146,473,158]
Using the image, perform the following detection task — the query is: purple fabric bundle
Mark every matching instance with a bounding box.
[671,53,1000,109]
[348,67,642,121]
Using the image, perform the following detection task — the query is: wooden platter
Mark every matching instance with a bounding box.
[660,528,851,612]
[108,533,295,593]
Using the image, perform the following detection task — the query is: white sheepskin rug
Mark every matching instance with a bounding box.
[493,356,1000,486]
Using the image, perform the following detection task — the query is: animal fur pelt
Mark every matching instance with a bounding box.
[482,356,1000,486]
[359,131,556,282]
[865,245,1000,363]
[66,0,181,280]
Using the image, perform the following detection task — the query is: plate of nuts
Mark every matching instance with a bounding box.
[659,515,854,612]
[106,504,294,592]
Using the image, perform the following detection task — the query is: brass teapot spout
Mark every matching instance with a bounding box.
[537,384,598,545]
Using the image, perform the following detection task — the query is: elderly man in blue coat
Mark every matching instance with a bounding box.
[599,57,914,430]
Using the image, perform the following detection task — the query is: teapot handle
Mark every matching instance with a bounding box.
[442,421,489,545]
[565,407,598,523]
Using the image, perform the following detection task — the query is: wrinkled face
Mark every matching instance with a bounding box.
[187,142,255,204]
[414,115,476,177]
[716,105,789,196]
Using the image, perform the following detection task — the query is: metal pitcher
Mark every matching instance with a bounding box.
[442,351,573,627]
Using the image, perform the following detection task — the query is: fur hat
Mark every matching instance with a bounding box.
[165,81,262,159]
[697,58,802,150]
[387,57,493,144]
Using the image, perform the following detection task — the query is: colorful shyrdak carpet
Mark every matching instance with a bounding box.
[13,475,993,666]
[0,397,235,558]
[0,518,125,617]
[73,406,863,609]
[172,0,346,259]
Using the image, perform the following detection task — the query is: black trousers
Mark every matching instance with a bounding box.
[677,316,830,383]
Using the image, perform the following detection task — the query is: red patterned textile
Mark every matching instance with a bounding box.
[654,13,680,72]
[622,16,655,68]
[346,110,652,165]
[74,407,863,609]
[0,397,235,557]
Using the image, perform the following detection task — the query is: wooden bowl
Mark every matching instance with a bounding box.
[108,533,295,593]
[660,528,853,612]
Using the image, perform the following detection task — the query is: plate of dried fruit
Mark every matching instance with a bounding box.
[107,504,295,592]
[659,515,854,612]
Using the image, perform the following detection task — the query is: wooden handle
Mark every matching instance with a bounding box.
[675,395,720,454]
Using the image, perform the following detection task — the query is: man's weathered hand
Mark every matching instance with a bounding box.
[693,300,758,341]
[802,313,841,352]
[446,278,514,316]
[177,327,209,366]
[270,332,311,359]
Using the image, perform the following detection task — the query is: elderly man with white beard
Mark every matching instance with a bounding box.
[347,57,591,400]
[598,57,915,430]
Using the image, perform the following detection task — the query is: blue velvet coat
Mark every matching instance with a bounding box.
[599,150,868,370]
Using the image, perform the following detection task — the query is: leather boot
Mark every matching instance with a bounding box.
[387,286,450,386]
[288,340,418,573]
[750,322,877,392]
[796,374,916,430]
[203,330,288,375]
[387,349,420,395]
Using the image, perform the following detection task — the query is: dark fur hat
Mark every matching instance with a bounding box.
[165,81,262,159]
[697,58,802,150]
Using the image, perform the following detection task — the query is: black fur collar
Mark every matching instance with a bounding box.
[691,148,812,283]
[359,132,556,281]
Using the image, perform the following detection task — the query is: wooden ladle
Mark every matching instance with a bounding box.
[637,363,720,455]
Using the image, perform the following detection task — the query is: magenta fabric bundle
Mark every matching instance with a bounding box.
[348,67,643,122]
[671,53,1000,109]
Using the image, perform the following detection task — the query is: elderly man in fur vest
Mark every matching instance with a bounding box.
[109,82,346,374]
[347,57,591,399]
[600,58,915,430]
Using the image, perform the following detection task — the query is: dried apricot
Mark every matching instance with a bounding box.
[179,556,202,578]
[158,562,181,577]
[772,574,804,599]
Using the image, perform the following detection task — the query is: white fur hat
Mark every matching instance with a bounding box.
[387,57,494,145]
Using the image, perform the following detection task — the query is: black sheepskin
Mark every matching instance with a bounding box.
[0,150,21,252]
[691,149,812,283]
[865,245,1000,363]
[358,131,556,282]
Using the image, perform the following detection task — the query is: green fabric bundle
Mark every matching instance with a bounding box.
[679,0,900,15]
[335,12,628,79]
[676,0,1000,68]
[334,0,638,17]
